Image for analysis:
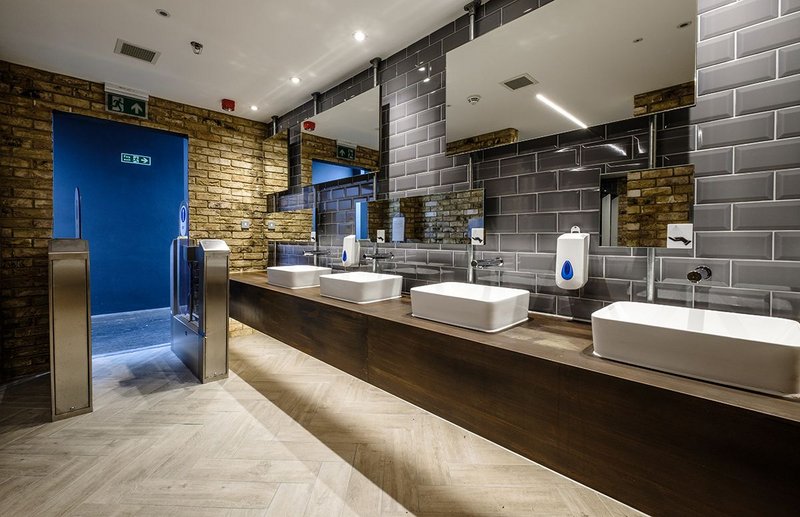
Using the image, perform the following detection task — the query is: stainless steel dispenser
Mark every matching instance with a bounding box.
[170,238,230,383]
[48,239,92,421]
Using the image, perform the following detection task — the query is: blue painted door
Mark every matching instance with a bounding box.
[53,112,188,315]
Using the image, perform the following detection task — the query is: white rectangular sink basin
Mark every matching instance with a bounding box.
[319,272,402,304]
[267,265,332,289]
[592,301,800,397]
[410,282,529,333]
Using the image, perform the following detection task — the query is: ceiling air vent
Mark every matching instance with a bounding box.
[501,73,538,91]
[114,39,161,64]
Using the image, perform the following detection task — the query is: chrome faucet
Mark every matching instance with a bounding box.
[303,249,329,266]
[687,265,712,284]
[363,239,393,273]
[468,256,503,284]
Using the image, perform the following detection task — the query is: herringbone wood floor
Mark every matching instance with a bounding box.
[0,330,645,516]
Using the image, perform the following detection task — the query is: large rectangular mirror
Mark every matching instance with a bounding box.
[446,0,697,154]
[266,86,381,243]
[300,85,380,186]
[361,189,484,244]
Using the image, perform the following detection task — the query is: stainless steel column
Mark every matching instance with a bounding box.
[170,238,230,383]
[197,239,229,382]
[48,239,92,421]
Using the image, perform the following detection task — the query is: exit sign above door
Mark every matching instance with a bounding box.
[105,93,148,119]
[336,145,356,161]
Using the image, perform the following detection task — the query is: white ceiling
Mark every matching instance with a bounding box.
[446,0,697,142]
[0,0,466,122]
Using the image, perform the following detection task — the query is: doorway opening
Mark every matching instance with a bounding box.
[52,112,188,356]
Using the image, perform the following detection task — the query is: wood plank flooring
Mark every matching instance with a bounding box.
[0,331,645,516]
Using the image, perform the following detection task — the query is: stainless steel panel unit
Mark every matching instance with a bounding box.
[48,239,92,421]
[170,238,229,383]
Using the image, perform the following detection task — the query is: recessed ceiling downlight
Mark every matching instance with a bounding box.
[250,105,259,111]
[155,9,170,17]
[678,20,692,29]
[353,31,366,42]
[290,77,301,85]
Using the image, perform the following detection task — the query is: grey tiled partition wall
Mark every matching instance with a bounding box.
[274,0,800,321]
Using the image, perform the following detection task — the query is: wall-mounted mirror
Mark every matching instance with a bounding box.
[266,86,381,244]
[446,0,697,154]
[600,165,694,248]
[300,85,380,186]
[361,189,484,244]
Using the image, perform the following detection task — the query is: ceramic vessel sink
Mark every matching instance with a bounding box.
[592,301,800,397]
[410,282,529,333]
[267,265,332,289]
[319,272,402,304]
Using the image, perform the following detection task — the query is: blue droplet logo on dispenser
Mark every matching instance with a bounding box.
[342,250,348,262]
[561,260,574,280]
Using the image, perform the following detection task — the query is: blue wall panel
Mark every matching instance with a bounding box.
[53,112,188,315]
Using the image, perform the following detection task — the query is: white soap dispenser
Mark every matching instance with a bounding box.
[341,234,360,268]
[555,226,589,290]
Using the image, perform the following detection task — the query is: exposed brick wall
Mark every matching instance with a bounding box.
[634,81,696,116]
[445,127,518,155]
[0,60,283,380]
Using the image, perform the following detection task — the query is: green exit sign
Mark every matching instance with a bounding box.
[106,93,148,119]
[121,153,151,166]
[336,145,356,161]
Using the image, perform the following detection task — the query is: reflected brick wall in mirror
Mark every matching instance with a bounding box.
[619,166,694,247]
[300,132,379,186]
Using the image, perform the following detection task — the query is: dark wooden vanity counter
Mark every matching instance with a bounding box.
[230,271,800,517]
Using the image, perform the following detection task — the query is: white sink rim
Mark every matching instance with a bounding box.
[410,282,530,333]
[319,272,403,304]
[592,301,800,397]
[267,265,332,289]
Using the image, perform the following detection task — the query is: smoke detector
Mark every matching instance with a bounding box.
[466,95,481,105]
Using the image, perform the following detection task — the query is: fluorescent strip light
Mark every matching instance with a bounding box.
[536,93,587,129]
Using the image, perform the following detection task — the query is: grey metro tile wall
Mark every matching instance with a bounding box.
[270,0,800,321]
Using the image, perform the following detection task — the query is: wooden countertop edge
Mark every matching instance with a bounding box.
[230,271,800,423]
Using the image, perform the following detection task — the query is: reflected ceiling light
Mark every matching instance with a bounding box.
[353,31,367,42]
[418,64,426,72]
[536,93,587,129]
[423,66,431,83]
[290,77,301,84]
[250,105,258,111]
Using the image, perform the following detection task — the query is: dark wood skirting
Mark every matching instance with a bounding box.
[230,273,800,517]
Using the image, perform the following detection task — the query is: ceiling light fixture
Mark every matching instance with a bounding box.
[353,31,366,42]
[190,41,203,55]
[290,77,301,84]
[155,9,170,17]
[536,93,587,129]
[633,37,644,43]
[250,105,258,111]
[677,20,692,29]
